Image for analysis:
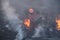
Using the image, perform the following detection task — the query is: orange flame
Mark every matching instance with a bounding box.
[56,19,60,30]
[24,19,30,28]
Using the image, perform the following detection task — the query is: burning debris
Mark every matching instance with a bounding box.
[56,15,60,30]
[24,19,30,28]
[56,19,60,30]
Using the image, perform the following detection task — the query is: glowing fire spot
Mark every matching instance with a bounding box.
[56,19,60,30]
[24,19,30,28]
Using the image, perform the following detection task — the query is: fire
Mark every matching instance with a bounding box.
[56,19,60,30]
[24,19,30,28]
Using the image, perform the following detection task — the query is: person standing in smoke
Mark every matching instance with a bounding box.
[22,8,43,40]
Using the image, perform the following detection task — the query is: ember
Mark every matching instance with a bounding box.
[56,19,60,30]
[24,19,30,28]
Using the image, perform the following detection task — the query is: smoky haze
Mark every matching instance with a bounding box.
[1,0,60,40]
[9,0,60,19]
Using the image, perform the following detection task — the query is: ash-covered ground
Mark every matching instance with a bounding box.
[0,0,60,40]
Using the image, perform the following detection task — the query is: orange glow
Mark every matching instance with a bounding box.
[29,8,34,13]
[56,19,60,30]
[24,19,30,28]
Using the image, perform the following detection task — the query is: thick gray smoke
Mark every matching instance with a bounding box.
[2,0,24,40]
[2,0,60,40]
[9,0,59,16]
[32,24,45,37]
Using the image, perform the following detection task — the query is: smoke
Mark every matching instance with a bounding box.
[2,0,24,40]
[32,24,46,38]
[10,0,59,19]
[1,0,60,40]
